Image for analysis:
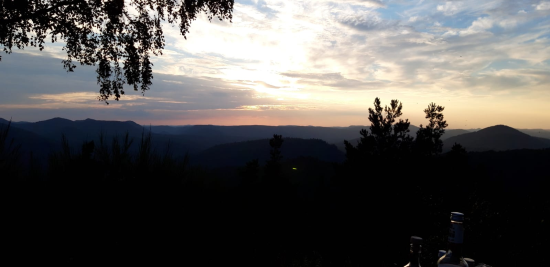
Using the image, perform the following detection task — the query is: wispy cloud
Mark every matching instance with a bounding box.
[535,1,550,10]
[437,1,463,16]
[1,0,550,128]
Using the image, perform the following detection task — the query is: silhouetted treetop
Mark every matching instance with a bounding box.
[0,0,234,103]
[345,97,413,161]
[345,98,450,163]
[414,102,448,157]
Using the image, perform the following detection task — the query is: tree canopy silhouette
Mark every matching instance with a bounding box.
[414,102,448,157]
[344,97,413,162]
[0,0,234,103]
[344,98,451,161]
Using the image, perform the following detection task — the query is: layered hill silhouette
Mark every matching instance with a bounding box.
[151,125,470,143]
[1,118,351,166]
[444,125,550,151]
[443,129,471,139]
[2,118,550,161]
[10,117,144,138]
[518,129,550,140]
[0,121,55,166]
[0,118,248,158]
[151,124,372,145]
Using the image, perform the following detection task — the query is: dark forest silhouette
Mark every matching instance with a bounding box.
[2,98,549,266]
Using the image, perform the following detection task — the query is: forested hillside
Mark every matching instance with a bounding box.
[2,100,549,266]
[444,125,550,152]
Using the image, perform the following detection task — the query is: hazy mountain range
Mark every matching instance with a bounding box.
[2,118,550,168]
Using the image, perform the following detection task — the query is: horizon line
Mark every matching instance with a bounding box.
[2,117,550,130]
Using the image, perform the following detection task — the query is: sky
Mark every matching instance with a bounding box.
[1,0,550,128]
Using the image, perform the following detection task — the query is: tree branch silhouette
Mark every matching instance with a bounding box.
[0,0,234,103]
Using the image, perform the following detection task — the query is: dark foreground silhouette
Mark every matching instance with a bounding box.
[2,99,549,266]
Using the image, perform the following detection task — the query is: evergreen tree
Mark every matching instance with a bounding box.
[344,97,413,166]
[414,102,448,157]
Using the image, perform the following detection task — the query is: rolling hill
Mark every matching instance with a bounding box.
[443,129,471,140]
[4,118,550,159]
[517,129,550,140]
[173,125,371,145]
[0,121,56,167]
[1,118,214,159]
[444,125,550,152]
[12,118,145,138]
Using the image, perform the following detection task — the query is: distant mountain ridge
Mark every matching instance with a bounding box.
[0,118,355,166]
[2,118,550,157]
[0,120,55,167]
[444,125,550,152]
[517,129,550,140]
[152,124,374,145]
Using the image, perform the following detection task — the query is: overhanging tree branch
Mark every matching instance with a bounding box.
[0,0,83,24]
[1,0,235,103]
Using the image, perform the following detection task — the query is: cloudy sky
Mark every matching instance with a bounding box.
[1,0,550,128]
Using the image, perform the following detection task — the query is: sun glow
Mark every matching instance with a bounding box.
[1,0,550,128]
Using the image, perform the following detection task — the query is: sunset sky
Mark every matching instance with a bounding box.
[1,0,550,128]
